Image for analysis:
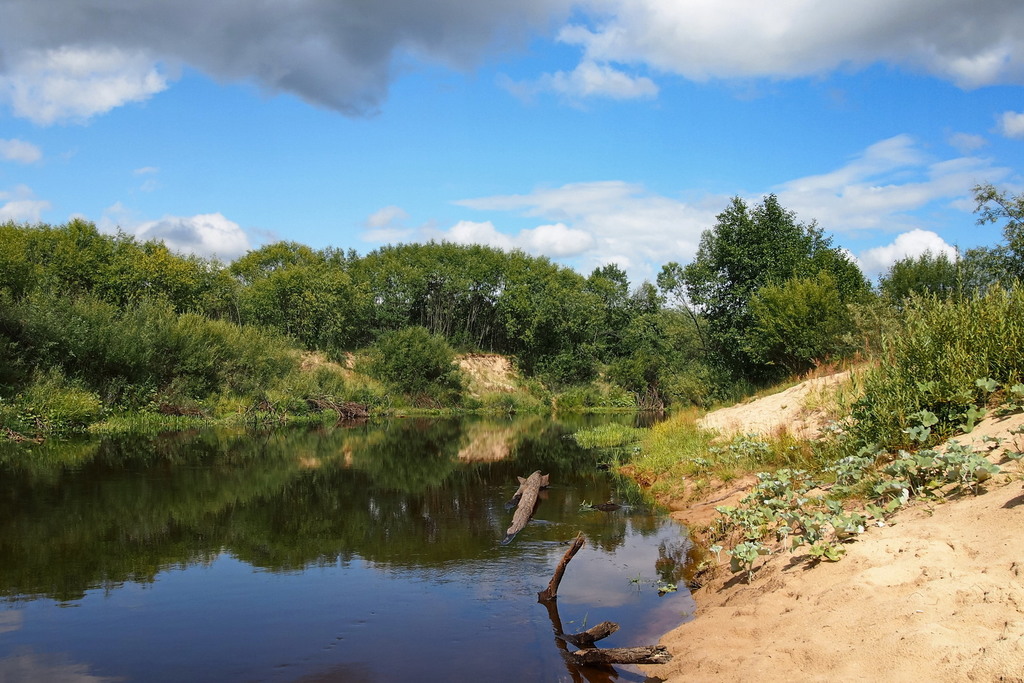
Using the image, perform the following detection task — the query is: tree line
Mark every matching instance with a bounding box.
[1,184,1021,432]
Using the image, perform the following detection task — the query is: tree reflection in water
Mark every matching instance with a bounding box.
[0,415,695,682]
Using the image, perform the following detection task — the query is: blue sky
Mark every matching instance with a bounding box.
[1,0,1023,286]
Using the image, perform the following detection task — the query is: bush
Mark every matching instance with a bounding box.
[747,271,854,376]
[0,289,299,408]
[8,368,104,432]
[366,327,463,403]
[473,390,547,414]
[536,347,599,387]
[849,286,1024,450]
[166,313,298,397]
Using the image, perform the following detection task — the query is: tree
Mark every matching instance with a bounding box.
[972,183,1024,282]
[747,271,853,375]
[231,242,368,352]
[657,261,707,353]
[879,250,960,301]
[586,263,632,354]
[681,195,868,381]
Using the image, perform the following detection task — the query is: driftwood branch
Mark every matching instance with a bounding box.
[306,398,370,420]
[535,529,673,672]
[501,471,549,545]
[538,532,585,602]
[556,621,619,648]
[569,646,672,666]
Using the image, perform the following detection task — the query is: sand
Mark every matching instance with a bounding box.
[644,375,1024,683]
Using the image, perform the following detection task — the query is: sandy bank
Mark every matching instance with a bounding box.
[644,375,1024,682]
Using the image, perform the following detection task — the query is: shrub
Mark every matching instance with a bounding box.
[849,287,1024,450]
[747,271,854,376]
[9,368,104,432]
[0,289,299,408]
[366,327,463,403]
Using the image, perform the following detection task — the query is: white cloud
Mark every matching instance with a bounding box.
[1,0,1021,118]
[362,134,1005,284]
[997,110,1024,139]
[134,213,251,260]
[520,223,596,256]
[0,138,42,164]
[775,135,1008,234]
[130,167,161,193]
[366,205,410,229]
[424,218,597,258]
[510,60,658,101]
[947,132,987,154]
[429,220,517,251]
[95,201,137,234]
[857,229,959,278]
[448,181,719,281]
[362,226,416,244]
[560,0,1024,89]
[440,135,1007,282]
[362,205,416,243]
[0,46,168,125]
[0,185,50,222]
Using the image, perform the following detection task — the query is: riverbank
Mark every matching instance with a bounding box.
[640,375,1024,682]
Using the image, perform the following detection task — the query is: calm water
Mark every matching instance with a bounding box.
[0,415,697,682]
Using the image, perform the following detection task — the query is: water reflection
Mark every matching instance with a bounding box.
[0,415,694,682]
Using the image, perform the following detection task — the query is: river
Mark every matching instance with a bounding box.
[0,415,696,682]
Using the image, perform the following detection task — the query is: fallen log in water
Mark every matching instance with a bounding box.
[535,529,673,672]
[504,471,550,509]
[556,621,619,648]
[538,532,585,602]
[501,471,549,545]
[569,646,672,666]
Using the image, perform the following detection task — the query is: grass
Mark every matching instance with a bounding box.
[571,423,645,449]
[592,289,1024,582]
[847,287,1024,452]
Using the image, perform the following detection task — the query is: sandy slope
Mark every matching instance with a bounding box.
[645,378,1024,683]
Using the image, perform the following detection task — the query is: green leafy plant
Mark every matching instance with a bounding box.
[808,543,845,562]
[878,443,999,497]
[997,383,1024,416]
[959,404,986,433]
[976,377,999,394]
[728,541,771,582]
[903,409,938,443]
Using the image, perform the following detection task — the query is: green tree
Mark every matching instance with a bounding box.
[231,242,367,353]
[747,271,853,375]
[352,242,508,349]
[607,306,669,409]
[657,261,708,354]
[878,250,960,301]
[973,183,1024,263]
[958,245,1016,293]
[0,222,40,297]
[681,195,868,380]
[971,183,1024,284]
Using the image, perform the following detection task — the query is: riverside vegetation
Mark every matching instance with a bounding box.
[576,286,1024,582]
[2,183,1022,453]
[569,182,1024,581]
[1,193,866,437]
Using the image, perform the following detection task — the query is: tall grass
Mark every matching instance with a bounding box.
[1,289,299,406]
[1,367,104,433]
[848,287,1024,451]
[622,409,717,495]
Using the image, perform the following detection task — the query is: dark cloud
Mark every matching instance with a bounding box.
[0,0,570,115]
